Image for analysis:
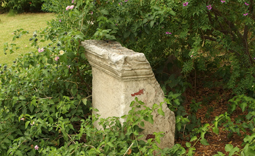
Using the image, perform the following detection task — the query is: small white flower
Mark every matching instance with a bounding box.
[59,50,65,55]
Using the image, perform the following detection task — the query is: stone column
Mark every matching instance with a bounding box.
[81,40,175,149]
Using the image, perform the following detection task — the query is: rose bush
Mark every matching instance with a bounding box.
[4,0,43,13]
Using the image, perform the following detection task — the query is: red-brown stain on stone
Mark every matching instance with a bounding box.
[131,89,144,96]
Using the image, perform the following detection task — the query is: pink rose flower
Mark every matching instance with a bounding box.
[38,48,44,53]
[207,5,212,10]
[34,145,39,150]
[55,56,59,61]
[183,2,188,6]
[69,5,74,9]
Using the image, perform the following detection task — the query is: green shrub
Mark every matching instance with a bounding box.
[5,0,43,13]
[61,0,254,95]
[0,0,8,13]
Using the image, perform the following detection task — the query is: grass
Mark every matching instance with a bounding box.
[0,12,55,65]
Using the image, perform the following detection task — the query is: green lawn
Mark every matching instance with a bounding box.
[0,13,55,65]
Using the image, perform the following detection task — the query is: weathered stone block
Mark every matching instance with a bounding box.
[81,40,175,149]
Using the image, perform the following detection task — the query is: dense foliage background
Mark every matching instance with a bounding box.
[1,0,43,13]
[1,0,255,155]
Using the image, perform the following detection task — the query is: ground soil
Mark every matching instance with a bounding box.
[175,75,249,156]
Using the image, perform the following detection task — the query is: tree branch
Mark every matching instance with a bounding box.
[208,9,237,42]
[250,0,255,21]
[212,8,242,40]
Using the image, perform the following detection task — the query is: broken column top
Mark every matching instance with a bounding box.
[81,40,154,80]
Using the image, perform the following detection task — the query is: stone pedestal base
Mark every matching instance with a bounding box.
[82,40,175,149]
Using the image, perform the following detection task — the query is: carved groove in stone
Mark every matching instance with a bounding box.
[82,40,154,80]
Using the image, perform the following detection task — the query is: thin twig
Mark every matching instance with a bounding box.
[123,142,134,156]
[183,116,189,138]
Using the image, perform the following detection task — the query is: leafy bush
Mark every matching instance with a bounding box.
[59,0,254,95]
[5,0,43,13]
[0,0,8,13]
[0,0,180,155]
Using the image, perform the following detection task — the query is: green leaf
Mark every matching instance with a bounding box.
[239,102,247,112]
[200,138,209,145]
[169,9,176,16]
[157,108,165,116]
[150,21,154,28]
[48,100,54,105]
[190,136,197,142]
[186,142,191,147]
[243,144,255,156]
[187,147,195,156]
[133,130,139,136]
[144,26,150,34]
[19,96,26,100]
[15,150,23,156]
[213,152,225,156]
[182,60,194,73]
[49,117,53,124]
[213,127,219,135]
[25,121,30,129]
[143,18,148,24]
[225,144,233,152]
[140,121,144,127]
[177,123,181,131]
[82,98,87,105]
[173,99,180,105]
[100,9,109,15]
[155,135,160,143]
[107,142,114,147]
[3,138,11,144]
[179,30,188,39]
[0,143,6,149]
[124,31,130,38]
[148,115,154,124]
[244,133,255,143]
[225,144,239,156]
[152,104,159,110]
[229,147,239,156]
[130,101,135,107]
[29,104,34,113]
[230,105,236,113]
[81,53,86,59]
